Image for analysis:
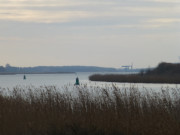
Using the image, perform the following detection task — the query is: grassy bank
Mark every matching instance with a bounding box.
[89,62,180,84]
[0,85,180,135]
[89,74,180,84]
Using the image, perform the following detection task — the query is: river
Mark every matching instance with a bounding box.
[0,72,179,91]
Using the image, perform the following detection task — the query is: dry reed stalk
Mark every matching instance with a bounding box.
[0,85,179,135]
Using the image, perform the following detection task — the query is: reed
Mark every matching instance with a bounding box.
[89,74,180,84]
[0,85,179,135]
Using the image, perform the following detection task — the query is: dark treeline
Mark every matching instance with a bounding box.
[0,64,141,74]
[145,62,180,75]
[89,62,180,84]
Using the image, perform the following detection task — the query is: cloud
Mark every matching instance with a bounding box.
[0,0,113,23]
[151,0,180,3]
[0,0,179,32]
[0,36,22,41]
[0,0,179,26]
[142,18,180,29]
[0,9,93,23]
[146,18,180,23]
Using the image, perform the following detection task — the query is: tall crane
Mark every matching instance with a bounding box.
[122,63,133,70]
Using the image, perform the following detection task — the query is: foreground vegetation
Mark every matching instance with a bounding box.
[0,85,180,135]
[89,62,180,84]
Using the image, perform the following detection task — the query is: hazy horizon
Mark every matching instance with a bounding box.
[0,0,180,68]
[1,61,176,69]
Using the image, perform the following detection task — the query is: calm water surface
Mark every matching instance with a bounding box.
[0,72,179,91]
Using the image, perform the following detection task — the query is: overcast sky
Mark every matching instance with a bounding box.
[0,0,180,68]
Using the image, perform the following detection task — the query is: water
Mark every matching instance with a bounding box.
[0,72,179,91]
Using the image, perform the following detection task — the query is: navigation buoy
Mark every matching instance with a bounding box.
[75,77,80,85]
[23,75,26,80]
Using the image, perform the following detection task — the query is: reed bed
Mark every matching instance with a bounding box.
[0,85,180,135]
[89,74,180,84]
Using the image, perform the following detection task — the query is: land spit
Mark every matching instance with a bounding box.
[89,62,180,84]
[89,74,180,84]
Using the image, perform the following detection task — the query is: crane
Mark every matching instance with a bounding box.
[121,63,133,70]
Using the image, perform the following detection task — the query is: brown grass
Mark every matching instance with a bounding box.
[89,74,180,84]
[0,85,180,135]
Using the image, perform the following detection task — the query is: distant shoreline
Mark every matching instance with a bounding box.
[89,62,180,84]
[0,72,75,75]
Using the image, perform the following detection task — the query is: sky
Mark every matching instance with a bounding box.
[0,0,180,68]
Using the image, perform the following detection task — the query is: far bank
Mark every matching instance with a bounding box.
[89,62,180,84]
